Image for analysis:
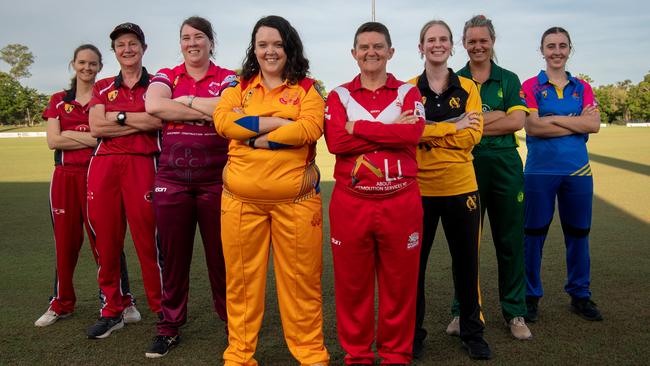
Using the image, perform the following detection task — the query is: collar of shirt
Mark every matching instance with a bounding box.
[536,69,577,86]
[348,73,401,92]
[246,72,295,92]
[177,61,219,82]
[458,60,504,83]
[417,68,462,95]
[114,67,150,89]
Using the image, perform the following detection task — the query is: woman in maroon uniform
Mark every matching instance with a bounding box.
[143,16,236,358]
[36,45,137,327]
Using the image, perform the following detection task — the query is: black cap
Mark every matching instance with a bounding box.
[110,22,146,45]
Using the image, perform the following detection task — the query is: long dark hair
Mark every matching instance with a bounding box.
[68,44,102,94]
[241,15,309,84]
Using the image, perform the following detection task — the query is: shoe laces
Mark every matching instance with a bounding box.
[511,316,526,327]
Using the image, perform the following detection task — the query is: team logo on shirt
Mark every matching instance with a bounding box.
[497,88,503,99]
[64,103,75,113]
[572,91,580,100]
[421,96,427,105]
[52,208,65,215]
[482,104,492,112]
[144,191,153,203]
[243,89,254,108]
[331,237,341,246]
[517,191,524,203]
[173,75,180,87]
[466,194,478,212]
[279,90,300,105]
[75,124,90,132]
[108,90,119,102]
[449,97,461,109]
[407,232,420,249]
[351,155,383,186]
[541,90,548,99]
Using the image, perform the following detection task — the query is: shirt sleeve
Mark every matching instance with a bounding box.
[266,84,324,149]
[352,86,424,147]
[427,81,483,149]
[324,90,384,155]
[504,72,529,114]
[42,93,60,120]
[218,73,239,96]
[580,80,596,108]
[150,68,174,90]
[213,83,258,140]
[88,82,106,108]
[521,78,538,112]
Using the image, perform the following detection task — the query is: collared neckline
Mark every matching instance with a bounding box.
[348,73,401,92]
[114,67,150,89]
[178,61,219,82]
[537,70,576,86]
[417,68,461,94]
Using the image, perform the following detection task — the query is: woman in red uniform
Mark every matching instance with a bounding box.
[35,45,137,327]
[143,16,236,358]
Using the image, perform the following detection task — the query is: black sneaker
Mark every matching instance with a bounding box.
[145,335,180,358]
[86,316,124,339]
[525,296,539,323]
[570,297,603,321]
[462,338,493,360]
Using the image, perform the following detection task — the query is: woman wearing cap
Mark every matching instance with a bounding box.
[142,16,236,358]
[35,44,137,327]
[522,27,602,323]
[213,15,329,366]
[454,14,532,340]
[409,19,491,360]
[86,22,163,339]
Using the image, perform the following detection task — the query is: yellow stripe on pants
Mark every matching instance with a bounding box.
[221,194,329,366]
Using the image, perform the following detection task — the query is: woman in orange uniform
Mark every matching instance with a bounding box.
[213,15,329,366]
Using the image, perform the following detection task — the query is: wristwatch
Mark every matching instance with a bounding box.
[116,112,127,126]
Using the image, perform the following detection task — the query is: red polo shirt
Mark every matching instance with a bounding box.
[43,89,93,166]
[150,62,237,184]
[89,68,160,156]
[325,73,424,196]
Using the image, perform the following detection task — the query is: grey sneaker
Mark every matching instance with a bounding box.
[446,316,460,336]
[122,304,141,324]
[508,316,533,340]
[87,316,124,339]
[34,307,71,327]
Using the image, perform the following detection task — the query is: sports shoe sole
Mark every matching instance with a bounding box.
[145,350,169,359]
[570,305,603,321]
[88,320,124,339]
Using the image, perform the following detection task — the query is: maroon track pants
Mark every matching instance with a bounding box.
[153,179,227,336]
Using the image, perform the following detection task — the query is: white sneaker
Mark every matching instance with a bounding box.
[508,316,533,340]
[446,316,460,336]
[34,307,71,327]
[123,304,142,324]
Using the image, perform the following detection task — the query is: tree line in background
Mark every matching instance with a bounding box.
[0,44,648,126]
[0,44,48,126]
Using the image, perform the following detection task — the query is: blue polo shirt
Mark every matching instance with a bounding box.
[521,70,596,176]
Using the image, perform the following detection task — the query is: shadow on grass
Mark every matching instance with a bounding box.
[1,181,648,365]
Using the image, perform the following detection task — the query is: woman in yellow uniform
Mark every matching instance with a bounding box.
[213,15,329,366]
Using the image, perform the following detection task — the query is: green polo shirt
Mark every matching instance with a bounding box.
[457,61,528,152]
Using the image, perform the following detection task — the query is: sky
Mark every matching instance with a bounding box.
[1,0,649,95]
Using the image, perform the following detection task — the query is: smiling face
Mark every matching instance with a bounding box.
[113,33,145,68]
[72,49,101,83]
[541,32,571,71]
[419,24,452,66]
[254,26,286,79]
[463,26,494,64]
[352,31,394,75]
[180,24,212,67]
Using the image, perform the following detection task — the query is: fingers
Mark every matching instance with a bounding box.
[394,110,419,124]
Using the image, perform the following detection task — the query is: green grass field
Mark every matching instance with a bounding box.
[0,126,649,365]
